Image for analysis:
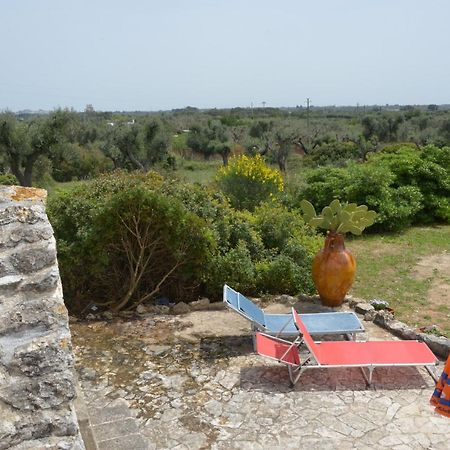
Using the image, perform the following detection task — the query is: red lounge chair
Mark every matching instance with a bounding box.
[255,307,438,387]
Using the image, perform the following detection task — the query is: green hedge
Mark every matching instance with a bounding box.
[49,171,322,311]
[296,145,450,232]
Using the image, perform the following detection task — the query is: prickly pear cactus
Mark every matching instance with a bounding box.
[300,199,377,235]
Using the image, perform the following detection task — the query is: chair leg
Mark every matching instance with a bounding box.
[425,364,438,382]
[288,365,294,386]
[360,367,374,387]
[288,365,305,387]
[292,367,306,385]
[251,324,257,350]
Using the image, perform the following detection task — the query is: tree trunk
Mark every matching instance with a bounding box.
[277,156,286,173]
[9,154,27,186]
[126,149,145,171]
[221,149,230,166]
[297,138,309,155]
[23,154,38,187]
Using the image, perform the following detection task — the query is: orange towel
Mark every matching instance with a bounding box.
[431,354,450,418]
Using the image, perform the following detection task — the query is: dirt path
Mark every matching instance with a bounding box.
[412,251,450,334]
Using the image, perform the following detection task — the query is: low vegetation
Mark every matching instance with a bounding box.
[2,105,449,333]
[48,171,321,313]
[348,226,450,337]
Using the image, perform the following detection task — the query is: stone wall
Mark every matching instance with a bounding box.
[0,186,85,450]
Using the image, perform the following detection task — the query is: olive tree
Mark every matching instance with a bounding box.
[0,110,70,186]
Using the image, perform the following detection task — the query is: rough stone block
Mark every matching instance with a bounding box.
[0,205,46,226]
[19,268,59,293]
[373,310,395,328]
[0,275,23,294]
[0,405,79,449]
[190,298,210,310]
[0,224,53,249]
[0,297,68,335]
[387,320,420,340]
[363,310,377,321]
[171,302,191,315]
[419,333,450,359]
[354,303,375,315]
[0,372,76,411]
[10,246,56,274]
[10,333,74,377]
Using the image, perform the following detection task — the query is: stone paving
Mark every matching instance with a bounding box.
[71,303,449,450]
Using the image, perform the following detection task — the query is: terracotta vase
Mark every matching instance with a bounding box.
[312,232,356,307]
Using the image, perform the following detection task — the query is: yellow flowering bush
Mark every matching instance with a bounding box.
[216,154,284,210]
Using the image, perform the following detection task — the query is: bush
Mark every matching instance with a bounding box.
[369,145,450,223]
[299,163,424,232]
[48,171,212,312]
[49,171,323,307]
[216,154,284,210]
[256,254,315,295]
[304,141,360,167]
[297,167,350,210]
[297,145,450,231]
[343,164,423,231]
[203,201,321,298]
[253,202,322,253]
[0,173,18,185]
[52,143,113,182]
[204,240,257,298]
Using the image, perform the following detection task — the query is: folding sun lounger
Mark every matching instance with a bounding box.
[255,308,438,387]
[223,284,365,339]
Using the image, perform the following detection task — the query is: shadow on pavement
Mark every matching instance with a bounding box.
[240,364,434,393]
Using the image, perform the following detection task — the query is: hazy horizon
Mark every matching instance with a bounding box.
[1,0,449,111]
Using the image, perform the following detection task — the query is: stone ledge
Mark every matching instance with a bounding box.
[348,301,450,359]
[0,186,47,204]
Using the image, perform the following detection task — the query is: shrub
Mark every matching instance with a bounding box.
[49,171,323,307]
[299,164,423,231]
[0,173,18,185]
[298,167,350,210]
[216,154,284,210]
[202,201,322,299]
[48,172,212,312]
[342,164,423,231]
[369,145,450,223]
[204,240,257,298]
[297,144,450,231]
[256,254,316,295]
[304,141,360,167]
[52,143,113,182]
[253,202,322,254]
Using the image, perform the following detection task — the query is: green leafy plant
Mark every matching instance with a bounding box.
[300,199,377,235]
[0,173,18,185]
[216,154,284,210]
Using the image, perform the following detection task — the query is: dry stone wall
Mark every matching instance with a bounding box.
[0,186,85,450]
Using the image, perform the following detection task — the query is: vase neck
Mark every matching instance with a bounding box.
[324,232,345,251]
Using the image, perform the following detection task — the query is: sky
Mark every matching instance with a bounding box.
[1,0,449,111]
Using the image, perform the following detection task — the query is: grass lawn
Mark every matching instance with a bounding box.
[174,158,222,184]
[347,225,450,337]
[45,179,87,199]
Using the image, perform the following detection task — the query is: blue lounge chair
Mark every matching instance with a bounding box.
[223,284,365,339]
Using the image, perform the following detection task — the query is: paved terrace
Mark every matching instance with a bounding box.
[71,301,449,450]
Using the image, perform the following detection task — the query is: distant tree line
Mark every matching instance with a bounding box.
[1,104,450,186]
